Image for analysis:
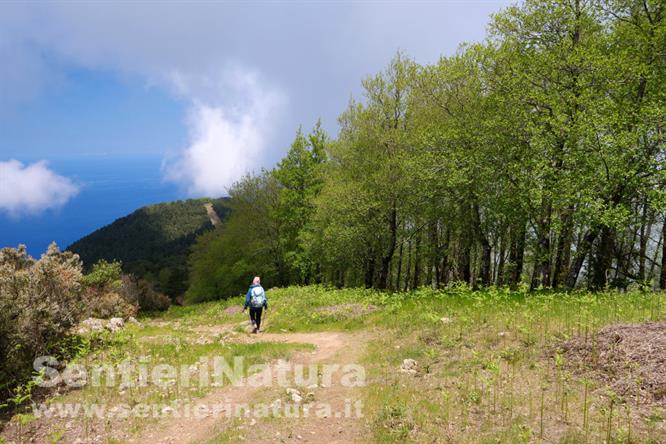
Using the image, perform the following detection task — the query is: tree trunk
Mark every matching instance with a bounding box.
[440,227,450,286]
[313,262,322,285]
[506,222,526,289]
[472,203,492,286]
[613,228,632,289]
[395,240,404,292]
[496,232,506,287]
[638,200,652,282]
[378,206,398,289]
[404,240,412,292]
[412,233,422,289]
[336,269,344,288]
[459,240,471,285]
[552,208,574,288]
[531,201,553,290]
[479,240,492,287]
[565,227,600,289]
[648,226,662,283]
[659,219,666,290]
[364,256,375,289]
[429,220,439,289]
[590,225,614,290]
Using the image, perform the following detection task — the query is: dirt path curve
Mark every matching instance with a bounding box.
[203,203,222,227]
[133,330,368,444]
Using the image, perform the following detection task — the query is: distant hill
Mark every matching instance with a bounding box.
[67,198,230,298]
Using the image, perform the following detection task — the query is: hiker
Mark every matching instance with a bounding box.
[243,276,267,333]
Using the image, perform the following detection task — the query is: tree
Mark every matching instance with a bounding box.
[186,0,666,296]
[273,122,328,283]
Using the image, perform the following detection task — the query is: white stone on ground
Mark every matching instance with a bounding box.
[400,358,418,374]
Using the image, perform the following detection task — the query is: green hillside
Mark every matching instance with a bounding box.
[67,197,230,297]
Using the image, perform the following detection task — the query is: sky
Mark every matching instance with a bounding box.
[0,0,512,221]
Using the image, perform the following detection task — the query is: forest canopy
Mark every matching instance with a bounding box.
[187,0,665,302]
[68,198,229,297]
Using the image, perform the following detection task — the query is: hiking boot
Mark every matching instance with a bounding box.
[252,327,258,334]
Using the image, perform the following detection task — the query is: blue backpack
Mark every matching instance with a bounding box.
[250,286,266,308]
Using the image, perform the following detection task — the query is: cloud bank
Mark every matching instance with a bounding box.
[163,69,285,196]
[0,160,79,217]
[0,2,509,196]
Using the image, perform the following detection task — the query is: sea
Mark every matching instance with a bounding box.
[0,155,185,257]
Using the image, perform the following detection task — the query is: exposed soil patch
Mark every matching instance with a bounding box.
[223,305,244,315]
[314,303,378,319]
[133,330,367,444]
[203,202,222,227]
[559,322,666,407]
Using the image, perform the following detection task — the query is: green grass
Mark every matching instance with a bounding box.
[6,285,666,443]
[357,286,666,443]
[149,285,385,331]
[148,285,666,442]
[141,297,245,325]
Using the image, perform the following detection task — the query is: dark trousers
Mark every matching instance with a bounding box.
[249,307,263,330]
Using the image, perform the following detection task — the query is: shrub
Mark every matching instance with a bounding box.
[0,244,84,404]
[80,259,139,319]
[116,273,170,312]
[80,259,122,288]
[81,287,138,319]
[118,274,140,305]
[0,249,169,409]
[81,260,169,313]
[136,279,171,311]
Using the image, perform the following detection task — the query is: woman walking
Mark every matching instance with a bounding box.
[243,276,267,333]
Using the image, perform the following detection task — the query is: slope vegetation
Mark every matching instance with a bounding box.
[68,198,229,297]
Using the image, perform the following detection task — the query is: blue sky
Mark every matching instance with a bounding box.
[0,1,512,227]
[2,68,187,159]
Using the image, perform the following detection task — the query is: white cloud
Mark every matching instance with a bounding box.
[163,68,285,196]
[0,160,79,217]
[0,2,509,193]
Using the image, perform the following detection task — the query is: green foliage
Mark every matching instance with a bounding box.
[134,278,171,311]
[0,245,174,411]
[308,53,416,288]
[80,259,122,288]
[80,262,170,315]
[81,288,137,319]
[186,0,665,295]
[273,121,328,282]
[186,124,329,302]
[0,244,84,408]
[186,174,282,303]
[68,198,230,297]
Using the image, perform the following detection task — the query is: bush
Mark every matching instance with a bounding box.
[118,274,140,305]
[0,250,170,408]
[81,260,170,313]
[80,259,122,288]
[117,273,170,312]
[0,244,84,404]
[80,259,138,319]
[137,279,171,311]
[81,287,138,319]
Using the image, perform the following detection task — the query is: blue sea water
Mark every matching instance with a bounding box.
[0,155,186,256]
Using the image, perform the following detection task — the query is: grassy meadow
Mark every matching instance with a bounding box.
[254,286,666,443]
[3,286,666,443]
[182,286,666,443]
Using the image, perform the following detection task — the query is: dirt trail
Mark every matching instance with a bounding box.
[203,203,222,227]
[133,329,368,444]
